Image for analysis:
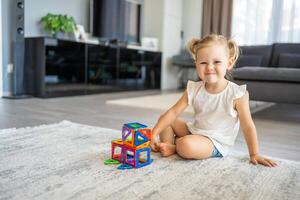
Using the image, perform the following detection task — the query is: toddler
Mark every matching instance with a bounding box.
[150,34,277,167]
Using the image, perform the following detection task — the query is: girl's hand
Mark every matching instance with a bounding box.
[250,154,277,167]
[150,134,159,152]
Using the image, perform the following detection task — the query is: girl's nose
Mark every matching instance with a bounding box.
[207,63,214,69]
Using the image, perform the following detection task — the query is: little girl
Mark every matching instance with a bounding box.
[150,34,277,167]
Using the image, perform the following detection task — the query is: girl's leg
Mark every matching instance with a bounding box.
[158,118,190,156]
[176,135,214,159]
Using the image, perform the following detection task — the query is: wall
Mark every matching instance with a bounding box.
[160,0,183,90]
[0,0,2,97]
[180,0,203,83]
[1,0,13,96]
[143,0,163,51]
[144,0,186,90]
[182,0,202,45]
[143,0,202,90]
[1,0,90,95]
[25,0,89,37]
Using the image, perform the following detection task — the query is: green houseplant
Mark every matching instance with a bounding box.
[40,13,76,37]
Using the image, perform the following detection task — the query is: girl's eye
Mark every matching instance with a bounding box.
[200,62,207,65]
[214,61,222,64]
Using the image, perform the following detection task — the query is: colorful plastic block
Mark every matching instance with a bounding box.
[110,122,153,169]
[124,122,147,130]
[134,131,149,146]
[104,159,120,165]
[111,139,124,162]
[122,123,152,149]
[122,145,152,168]
[135,147,152,168]
[117,164,133,170]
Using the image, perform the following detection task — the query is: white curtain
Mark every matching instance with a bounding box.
[231,0,300,45]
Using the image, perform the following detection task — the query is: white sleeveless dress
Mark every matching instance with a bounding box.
[186,80,247,156]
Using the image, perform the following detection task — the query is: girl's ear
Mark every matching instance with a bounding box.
[227,57,235,70]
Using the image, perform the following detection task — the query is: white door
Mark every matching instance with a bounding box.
[0,0,3,97]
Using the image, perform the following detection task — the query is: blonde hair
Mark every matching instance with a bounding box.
[187,34,240,80]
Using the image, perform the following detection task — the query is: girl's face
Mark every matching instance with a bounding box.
[195,44,233,84]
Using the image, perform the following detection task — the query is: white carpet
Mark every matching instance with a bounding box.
[0,121,299,200]
[106,92,275,114]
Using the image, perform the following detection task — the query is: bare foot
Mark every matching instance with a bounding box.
[158,143,176,157]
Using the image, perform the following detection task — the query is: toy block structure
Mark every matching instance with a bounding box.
[111,122,153,168]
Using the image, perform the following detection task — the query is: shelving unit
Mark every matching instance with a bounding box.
[25,37,161,97]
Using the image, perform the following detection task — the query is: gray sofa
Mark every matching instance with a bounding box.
[233,43,300,104]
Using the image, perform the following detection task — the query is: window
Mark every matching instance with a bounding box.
[231,0,300,45]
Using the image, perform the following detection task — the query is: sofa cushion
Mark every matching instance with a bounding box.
[233,66,300,83]
[235,55,263,68]
[239,45,272,66]
[278,53,300,68]
[171,50,194,68]
[271,43,300,67]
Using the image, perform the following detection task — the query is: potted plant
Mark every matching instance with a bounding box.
[40,13,77,38]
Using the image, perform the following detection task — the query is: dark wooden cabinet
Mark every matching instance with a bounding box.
[25,37,161,97]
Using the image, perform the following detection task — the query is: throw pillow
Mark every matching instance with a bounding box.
[235,55,263,68]
[278,53,300,68]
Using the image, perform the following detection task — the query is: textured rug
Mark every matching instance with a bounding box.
[106,92,275,114]
[0,121,299,200]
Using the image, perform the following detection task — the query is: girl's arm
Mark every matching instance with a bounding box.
[235,92,277,167]
[151,90,189,151]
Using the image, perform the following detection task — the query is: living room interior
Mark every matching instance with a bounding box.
[0,0,300,199]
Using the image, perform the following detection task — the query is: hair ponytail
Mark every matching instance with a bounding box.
[187,38,202,60]
[227,39,240,65]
